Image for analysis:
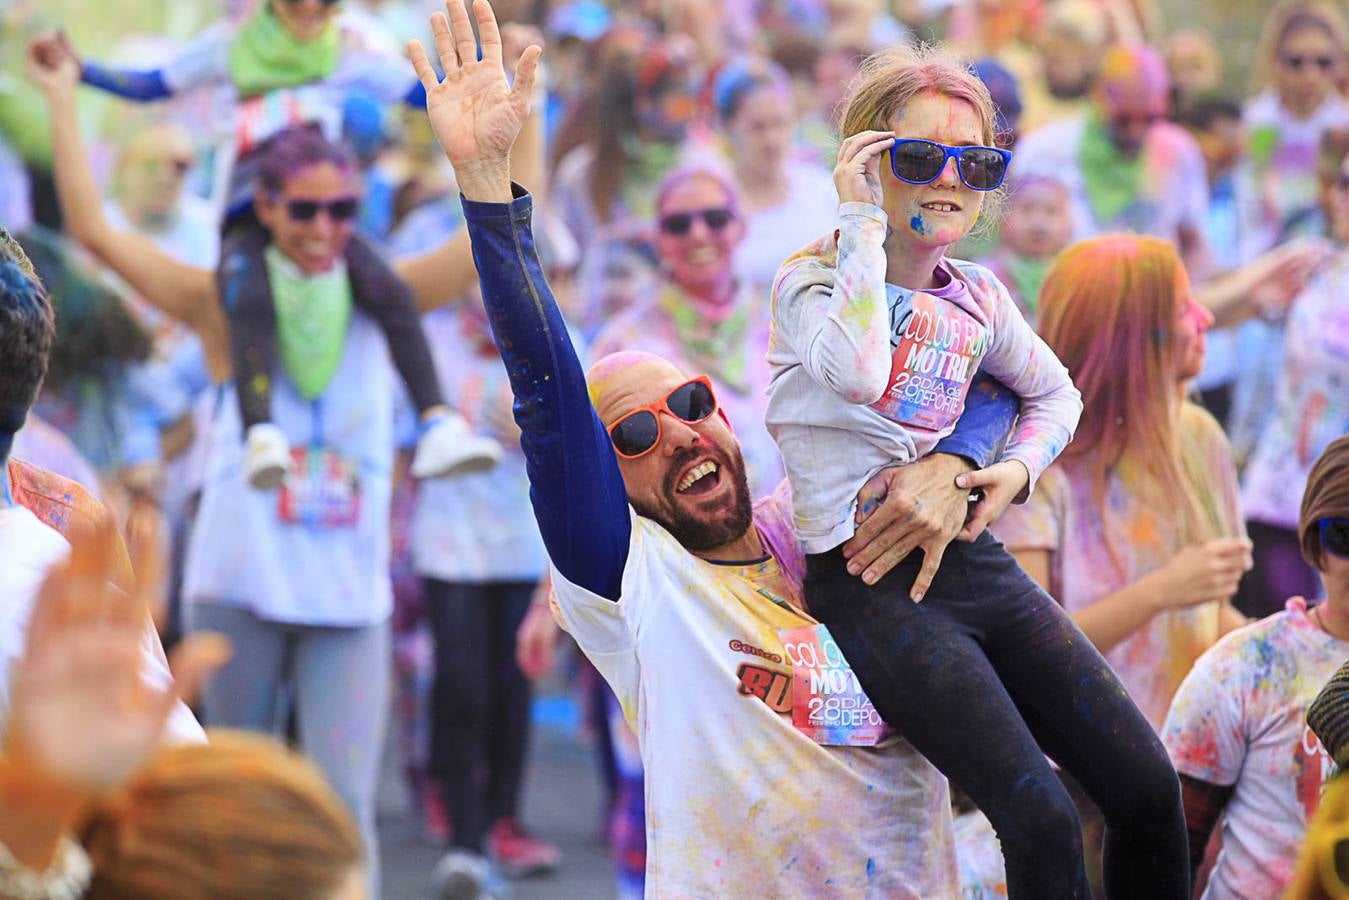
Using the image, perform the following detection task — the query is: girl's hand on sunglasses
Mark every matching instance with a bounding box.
[834,130,896,209]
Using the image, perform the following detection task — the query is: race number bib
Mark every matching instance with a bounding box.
[778,624,890,747]
[868,291,988,433]
[277,447,361,528]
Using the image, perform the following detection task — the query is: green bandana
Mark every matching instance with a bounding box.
[1077,110,1145,225]
[265,245,351,400]
[658,284,752,394]
[1004,254,1051,323]
[228,3,339,97]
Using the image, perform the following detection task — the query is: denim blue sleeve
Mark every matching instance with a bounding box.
[80,62,173,101]
[460,184,630,601]
[934,370,1020,469]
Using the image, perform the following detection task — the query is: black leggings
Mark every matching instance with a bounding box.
[805,532,1188,900]
[426,579,535,853]
[217,219,444,429]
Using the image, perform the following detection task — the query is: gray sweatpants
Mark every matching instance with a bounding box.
[187,601,390,894]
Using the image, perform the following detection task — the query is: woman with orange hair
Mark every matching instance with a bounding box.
[993,234,1251,890]
[998,235,1251,731]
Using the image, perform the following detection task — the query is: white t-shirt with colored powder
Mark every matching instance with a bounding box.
[0,506,204,745]
[160,20,414,156]
[1162,598,1347,900]
[549,486,958,898]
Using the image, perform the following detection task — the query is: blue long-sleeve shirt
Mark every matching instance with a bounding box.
[462,186,1019,602]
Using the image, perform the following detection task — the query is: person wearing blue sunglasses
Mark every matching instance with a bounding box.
[767,43,1190,900]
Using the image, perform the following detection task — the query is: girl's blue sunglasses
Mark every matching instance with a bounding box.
[888,139,1012,192]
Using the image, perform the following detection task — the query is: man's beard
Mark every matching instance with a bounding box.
[631,442,755,552]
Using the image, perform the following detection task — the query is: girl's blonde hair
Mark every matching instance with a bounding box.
[1252,0,1349,93]
[82,730,364,900]
[838,44,1005,234]
[1037,235,1216,555]
[838,43,999,145]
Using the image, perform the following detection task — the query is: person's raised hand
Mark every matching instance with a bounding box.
[833,130,895,208]
[25,29,80,100]
[955,459,1029,542]
[843,453,974,599]
[7,510,231,794]
[1247,237,1334,318]
[407,0,542,202]
[1145,537,1253,611]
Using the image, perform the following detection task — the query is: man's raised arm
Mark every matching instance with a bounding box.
[410,0,629,601]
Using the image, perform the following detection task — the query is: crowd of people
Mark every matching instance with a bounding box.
[1,0,1349,897]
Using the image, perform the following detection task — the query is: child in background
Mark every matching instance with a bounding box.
[35,1,498,488]
[978,175,1073,323]
[766,46,1188,899]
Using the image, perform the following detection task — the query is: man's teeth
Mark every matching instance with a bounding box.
[923,202,959,212]
[677,461,718,493]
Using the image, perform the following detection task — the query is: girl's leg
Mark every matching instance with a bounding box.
[485,581,535,827]
[217,220,278,430]
[427,579,493,853]
[954,533,1189,900]
[343,233,445,415]
[805,548,1092,900]
[187,601,287,731]
[292,618,391,897]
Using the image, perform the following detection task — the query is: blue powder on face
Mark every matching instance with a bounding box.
[908,214,927,236]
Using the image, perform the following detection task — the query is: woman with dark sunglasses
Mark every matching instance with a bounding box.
[767,44,1190,899]
[1242,1,1349,258]
[590,164,784,497]
[28,29,543,896]
[28,0,503,489]
[1164,436,1349,900]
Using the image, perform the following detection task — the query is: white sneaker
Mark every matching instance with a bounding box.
[433,849,506,900]
[411,412,502,480]
[244,423,291,490]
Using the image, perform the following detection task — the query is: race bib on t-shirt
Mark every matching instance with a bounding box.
[277,446,361,528]
[868,291,988,433]
[779,623,890,746]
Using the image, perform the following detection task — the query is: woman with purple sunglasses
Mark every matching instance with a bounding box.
[29,0,502,490]
[766,45,1188,899]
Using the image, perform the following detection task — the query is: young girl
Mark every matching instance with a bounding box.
[37,1,497,488]
[765,46,1188,899]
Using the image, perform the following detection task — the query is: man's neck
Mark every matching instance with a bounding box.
[692,525,766,565]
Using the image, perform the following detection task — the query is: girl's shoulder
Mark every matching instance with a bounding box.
[945,258,1012,302]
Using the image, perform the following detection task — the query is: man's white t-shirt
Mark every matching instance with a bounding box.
[550,488,958,898]
[0,507,203,744]
[1162,598,1346,900]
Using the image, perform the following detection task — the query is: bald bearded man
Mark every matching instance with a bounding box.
[409,2,1019,894]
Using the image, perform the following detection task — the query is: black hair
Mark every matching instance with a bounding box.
[0,227,55,438]
[1174,94,1243,131]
